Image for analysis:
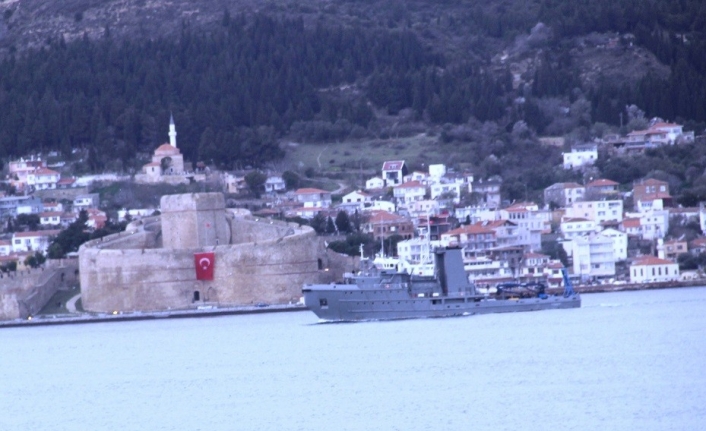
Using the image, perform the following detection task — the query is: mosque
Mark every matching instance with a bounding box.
[135,115,198,184]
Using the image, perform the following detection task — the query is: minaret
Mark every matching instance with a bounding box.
[169,113,177,148]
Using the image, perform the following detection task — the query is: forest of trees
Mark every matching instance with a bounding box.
[0,1,704,175]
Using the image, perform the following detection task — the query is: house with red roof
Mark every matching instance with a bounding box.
[630,256,679,283]
[560,217,598,239]
[621,217,641,236]
[0,239,11,256]
[364,210,414,240]
[500,202,547,250]
[657,238,687,261]
[56,177,77,189]
[565,199,623,224]
[393,181,427,205]
[39,211,63,226]
[86,208,108,230]
[11,230,61,253]
[633,178,672,212]
[440,224,496,251]
[626,122,693,149]
[585,178,620,198]
[342,190,372,205]
[520,252,550,280]
[365,176,385,190]
[544,182,585,207]
[294,188,332,209]
[381,160,408,186]
[26,168,60,190]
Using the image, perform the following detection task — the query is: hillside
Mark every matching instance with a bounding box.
[1,0,705,202]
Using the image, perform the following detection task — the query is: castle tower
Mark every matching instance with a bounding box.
[160,193,230,249]
[169,113,177,148]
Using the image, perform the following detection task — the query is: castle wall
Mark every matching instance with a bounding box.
[0,262,79,320]
[79,223,334,312]
[78,192,354,314]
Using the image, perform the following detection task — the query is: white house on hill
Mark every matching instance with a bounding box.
[381,160,408,186]
[563,145,597,169]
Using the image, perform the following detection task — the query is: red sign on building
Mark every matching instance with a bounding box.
[194,252,215,280]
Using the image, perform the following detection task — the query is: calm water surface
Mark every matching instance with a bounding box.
[1,287,705,431]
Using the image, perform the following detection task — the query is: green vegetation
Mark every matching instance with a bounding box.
[0,1,704,200]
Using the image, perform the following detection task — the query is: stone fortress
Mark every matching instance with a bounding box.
[79,192,350,313]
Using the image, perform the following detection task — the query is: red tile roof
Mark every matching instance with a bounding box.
[382,160,405,171]
[395,180,425,189]
[295,188,328,194]
[632,256,676,266]
[586,178,619,187]
[33,168,60,176]
[622,218,641,228]
[562,217,590,223]
[13,230,61,238]
[368,210,407,223]
[444,224,494,236]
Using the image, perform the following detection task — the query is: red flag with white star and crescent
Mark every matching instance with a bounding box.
[194,252,215,280]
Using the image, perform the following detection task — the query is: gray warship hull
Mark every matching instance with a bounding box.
[302,286,580,321]
[303,247,580,322]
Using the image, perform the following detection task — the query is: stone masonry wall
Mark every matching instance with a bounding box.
[0,263,79,320]
[161,193,230,249]
[79,221,341,313]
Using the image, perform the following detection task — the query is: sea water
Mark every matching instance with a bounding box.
[1,287,705,431]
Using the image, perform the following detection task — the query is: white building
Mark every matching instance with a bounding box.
[118,208,157,220]
[630,256,679,283]
[73,194,100,212]
[365,177,385,190]
[39,211,63,226]
[294,188,332,209]
[393,181,427,205]
[454,205,498,224]
[563,145,598,169]
[428,164,446,179]
[381,160,407,186]
[500,203,547,251]
[464,256,513,283]
[0,240,11,256]
[544,182,586,207]
[264,176,286,193]
[565,200,623,224]
[599,228,628,261]
[407,200,440,219]
[364,200,396,213]
[572,233,616,278]
[625,210,669,240]
[11,230,61,253]
[429,181,462,204]
[396,237,440,264]
[26,168,60,190]
[560,217,598,239]
[342,190,372,205]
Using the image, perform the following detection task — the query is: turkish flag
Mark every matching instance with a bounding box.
[194,252,215,280]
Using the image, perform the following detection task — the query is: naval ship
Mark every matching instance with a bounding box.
[302,247,580,321]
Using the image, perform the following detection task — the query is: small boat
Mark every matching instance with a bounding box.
[302,247,580,321]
